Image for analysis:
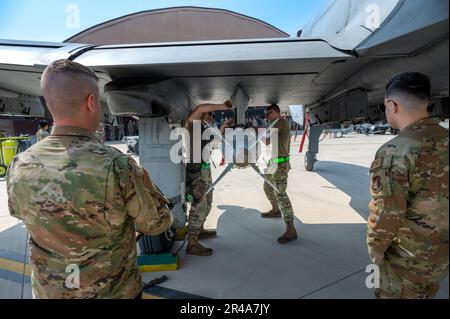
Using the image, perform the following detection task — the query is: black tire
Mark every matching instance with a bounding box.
[138,228,175,254]
[0,164,7,178]
[304,151,315,172]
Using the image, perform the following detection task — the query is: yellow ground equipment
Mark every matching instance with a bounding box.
[0,136,31,178]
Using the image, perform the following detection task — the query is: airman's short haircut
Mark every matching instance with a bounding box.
[386,72,431,103]
[265,104,281,114]
[39,120,49,129]
[41,59,99,118]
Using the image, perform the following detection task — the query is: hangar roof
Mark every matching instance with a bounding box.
[65,6,290,45]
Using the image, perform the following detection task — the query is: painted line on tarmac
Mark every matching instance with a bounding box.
[0,251,202,299]
[0,257,31,276]
[0,249,27,263]
[0,268,29,284]
[0,257,31,284]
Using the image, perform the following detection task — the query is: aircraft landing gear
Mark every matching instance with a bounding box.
[304,124,324,172]
[138,228,176,254]
[304,151,316,172]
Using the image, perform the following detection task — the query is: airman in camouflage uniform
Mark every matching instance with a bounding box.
[367,72,449,299]
[184,101,233,256]
[96,122,105,143]
[186,163,214,235]
[7,59,173,299]
[263,163,293,221]
[261,104,297,244]
[36,121,50,142]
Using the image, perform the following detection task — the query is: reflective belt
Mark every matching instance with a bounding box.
[269,156,290,164]
[186,194,194,203]
[201,162,211,169]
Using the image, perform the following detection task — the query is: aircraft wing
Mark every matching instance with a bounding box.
[0,38,353,118]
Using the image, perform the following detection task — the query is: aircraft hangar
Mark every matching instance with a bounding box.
[64,7,290,44]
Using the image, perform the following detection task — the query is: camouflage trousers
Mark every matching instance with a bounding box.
[375,262,440,299]
[263,162,294,222]
[186,164,213,235]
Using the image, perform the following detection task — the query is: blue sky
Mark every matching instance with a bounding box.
[0,0,327,42]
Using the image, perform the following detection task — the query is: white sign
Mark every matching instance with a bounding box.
[289,105,304,125]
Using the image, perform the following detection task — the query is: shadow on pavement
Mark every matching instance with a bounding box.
[313,161,371,220]
[211,204,448,299]
[213,204,372,298]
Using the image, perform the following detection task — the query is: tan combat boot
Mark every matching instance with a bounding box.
[199,226,217,239]
[261,208,281,218]
[277,220,298,244]
[186,233,213,256]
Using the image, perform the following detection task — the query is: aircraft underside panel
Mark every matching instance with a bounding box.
[0,38,353,117]
[73,38,353,113]
[0,94,45,117]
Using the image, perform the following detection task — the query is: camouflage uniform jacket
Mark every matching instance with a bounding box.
[367,118,449,284]
[7,126,173,298]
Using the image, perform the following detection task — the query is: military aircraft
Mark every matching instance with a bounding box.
[0,0,448,250]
